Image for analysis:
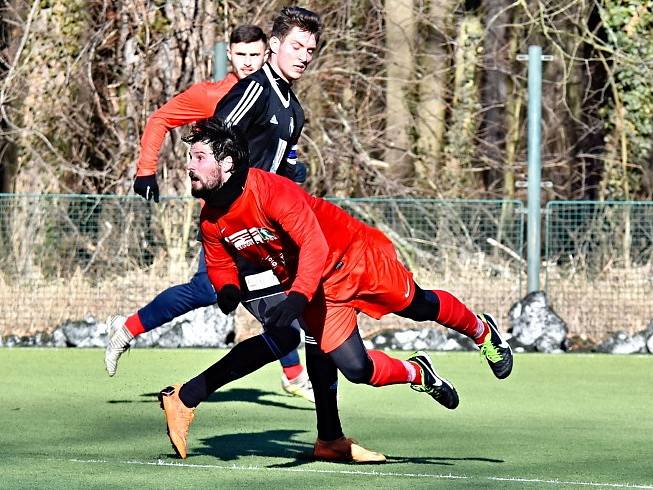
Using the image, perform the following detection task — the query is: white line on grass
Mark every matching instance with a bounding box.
[489,477,653,489]
[69,458,653,488]
[70,458,466,479]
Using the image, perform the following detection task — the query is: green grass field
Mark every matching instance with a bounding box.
[1,349,652,489]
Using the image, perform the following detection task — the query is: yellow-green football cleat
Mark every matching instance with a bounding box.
[477,313,513,379]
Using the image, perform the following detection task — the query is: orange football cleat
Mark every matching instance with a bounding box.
[158,384,195,459]
[313,436,386,463]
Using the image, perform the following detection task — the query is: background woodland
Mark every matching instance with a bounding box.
[1,0,652,202]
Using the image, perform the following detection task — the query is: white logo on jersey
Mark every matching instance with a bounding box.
[225,227,278,250]
[270,114,278,125]
[289,117,294,135]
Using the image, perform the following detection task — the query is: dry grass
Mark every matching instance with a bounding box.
[2,249,651,343]
[0,264,194,336]
[546,265,653,339]
[136,261,524,344]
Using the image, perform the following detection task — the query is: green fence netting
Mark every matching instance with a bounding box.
[545,201,653,338]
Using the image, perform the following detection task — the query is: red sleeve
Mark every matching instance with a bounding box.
[136,75,238,176]
[200,210,240,292]
[262,175,329,301]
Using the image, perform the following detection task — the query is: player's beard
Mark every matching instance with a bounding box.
[190,171,224,200]
[195,165,249,210]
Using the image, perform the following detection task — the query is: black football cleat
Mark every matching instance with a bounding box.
[408,351,459,409]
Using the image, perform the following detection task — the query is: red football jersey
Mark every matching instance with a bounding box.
[137,74,239,176]
[200,168,369,301]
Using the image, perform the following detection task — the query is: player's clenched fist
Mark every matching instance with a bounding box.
[134,174,160,202]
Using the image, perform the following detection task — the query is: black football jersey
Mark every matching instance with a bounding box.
[213,63,304,178]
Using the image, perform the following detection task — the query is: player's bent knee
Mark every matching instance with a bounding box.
[396,285,439,321]
[339,361,373,384]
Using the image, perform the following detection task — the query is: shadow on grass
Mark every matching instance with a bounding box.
[205,389,312,411]
[384,455,505,465]
[191,428,312,463]
[107,387,312,411]
[174,429,505,469]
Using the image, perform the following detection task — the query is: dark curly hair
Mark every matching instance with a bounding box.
[182,118,249,170]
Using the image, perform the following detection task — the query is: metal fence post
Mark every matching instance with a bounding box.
[526,46,543,293]
[213,42,228,81]
[517,46,552,293]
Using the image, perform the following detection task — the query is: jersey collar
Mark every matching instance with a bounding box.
[263,63,291,109]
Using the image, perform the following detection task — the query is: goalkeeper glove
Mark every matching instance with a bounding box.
[134,174,160,202]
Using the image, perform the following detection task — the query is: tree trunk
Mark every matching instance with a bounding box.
[0,0,19,193]
[479,0,512,196]
[414,0,454,192]
[384,0,415,185]
[441,13,483,197]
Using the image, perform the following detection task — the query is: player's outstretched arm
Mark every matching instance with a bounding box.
[135,79,237,201]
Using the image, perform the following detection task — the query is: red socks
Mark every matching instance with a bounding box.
[282,364,304,380]
[125,313,146,336]
[433,290,486,343]
[368,350,421,386]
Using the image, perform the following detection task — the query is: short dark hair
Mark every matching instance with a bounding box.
[271,7,322,43]
[182,119,249,170]
[229,24,267,45]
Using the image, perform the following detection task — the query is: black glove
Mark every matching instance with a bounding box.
[133,174,159,202]
[279,161,307,184]
[216,284,241,315]
[291,161,307,183]
[265,292,308,327]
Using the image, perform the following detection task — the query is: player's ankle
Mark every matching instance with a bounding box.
[125,313,146,337]
[283,364,304,381]
[474,320,490,346]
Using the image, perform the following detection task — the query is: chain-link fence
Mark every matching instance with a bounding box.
[0,194,202,334]
[0,195,525,336]
[332,198,525,334]
[544,201,653,339]
[3,194,651,340]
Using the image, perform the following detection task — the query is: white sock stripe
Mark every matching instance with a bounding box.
[402,360,417,383]
[475,316,486,340]
[304,335,317,345]
[225,81,263,126]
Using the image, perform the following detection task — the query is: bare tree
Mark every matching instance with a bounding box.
[413,0,454,193]
[0,0,650,201]
[384,0,415,186]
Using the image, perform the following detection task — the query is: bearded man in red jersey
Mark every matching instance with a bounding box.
[158,119,513,461]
